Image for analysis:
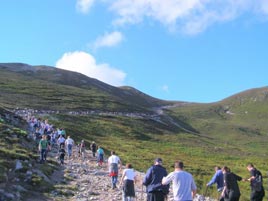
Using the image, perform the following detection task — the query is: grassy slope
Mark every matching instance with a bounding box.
[0,108,60,200]
[168,87,268,200]
[0,69,138,111]
[1,64,268,200]
[0,63,169,112]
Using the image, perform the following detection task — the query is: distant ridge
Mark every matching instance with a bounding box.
[220,86,268,104]
[0,63,177,112]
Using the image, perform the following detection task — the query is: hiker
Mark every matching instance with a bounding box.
[221,166,242,201]
[46,133,51,147]
[77,143,81,157]
[90,141,97,157]
[119,163,137,201]
[38,134,50,163]
[162,160,197,201]
[143,158,169,201]
[65,136,75,159]
[207,166,224,192]
[34,127,42,143]
[58,144,66,165]
[244,163,265,201]
[96,146,104,166]
[57,135,65,148]
[61,128,66,137]
[51,130,57,147]
[108,151,122,189]
[57,128,63,136]
[80,140,86,160]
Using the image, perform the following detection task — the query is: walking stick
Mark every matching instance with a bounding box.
[204,186,208,198]
[141,183,144,201]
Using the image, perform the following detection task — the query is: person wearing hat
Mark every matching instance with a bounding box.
[143,158,169,201]
[162,161,197,201]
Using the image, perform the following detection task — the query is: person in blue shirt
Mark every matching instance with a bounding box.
[96,146,104,166]
[143,158,169,201]
[207,166,224,192]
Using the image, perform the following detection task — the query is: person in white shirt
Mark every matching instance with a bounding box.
[162,161,197,201]
[108,151,121,189]
[119,163,137,201]
[65,136,74,159]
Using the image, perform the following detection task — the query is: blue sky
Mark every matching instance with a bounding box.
[1,0,268,103]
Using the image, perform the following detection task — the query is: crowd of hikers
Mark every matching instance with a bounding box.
[28,116,88,165]
[26,115,265,201]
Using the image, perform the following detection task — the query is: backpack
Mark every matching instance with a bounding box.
[251,170,262,191]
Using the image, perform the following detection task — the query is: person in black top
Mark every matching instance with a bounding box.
[245,163,265,201]
[90,141,97,157]
[58,145,65,165]
[221,166,242,201]
[143,158,169,201]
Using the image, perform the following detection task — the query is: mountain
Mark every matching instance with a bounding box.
[0,63,173,112]
[0,63,268,200]
[0,63,193,134]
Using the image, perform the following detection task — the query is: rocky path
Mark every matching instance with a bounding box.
[48,146,147,201]
[47,146,216,201]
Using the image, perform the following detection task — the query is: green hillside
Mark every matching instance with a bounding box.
[0,108,60,200]
[168,87,268,156]
[0,63,170,112]
[1,63,267,200]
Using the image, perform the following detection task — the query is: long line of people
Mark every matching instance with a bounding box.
[27,115,266,201]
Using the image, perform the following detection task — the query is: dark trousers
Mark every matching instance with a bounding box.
[147,191,166,201]
[40,149,47,162]
[226,196,240,201]
[111,176,118,188]
[250,188,265,201]
[59,154,65,164]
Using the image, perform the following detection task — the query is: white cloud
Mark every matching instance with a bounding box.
[55,51,126,86]
[258,0,268,14]
[93,31,124,49]
[76,0,95,14]
[161,85,169,93]
[104,0,268,35]
[75,0,268,34]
